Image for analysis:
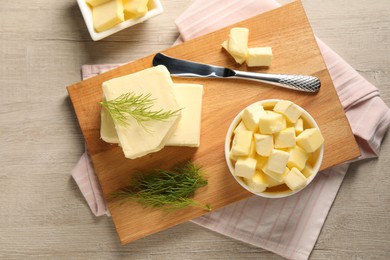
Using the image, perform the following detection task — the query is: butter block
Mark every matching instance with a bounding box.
[86,0,111,7]
[230,130,253,157]
[301,163,314,178]
[262,166,289,183]
[123,0,149,20]
[92,0,124,32]
[246,47,273,67]
[273,100,303,123]
[294,118,304,135]
[102,65,181,159]
[296,128,324,153]
[287,145,309,171]
[234,121,249,134]
[259,111,286,134]
[235,157,257,179]
[284,167,307,191]
[165,84,203,147]
[242,103,266,131]
[222,41,246,64]
[244,171,269,193]
[227,28,249,62]
[254,133,273,156]
[100,104,120,143]
[264,149,290,174]
[274,127,296,149]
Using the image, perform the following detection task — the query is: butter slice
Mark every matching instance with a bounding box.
[123,0,149,20]
[284,167,307,191]
[227,28,249,63]
[296,128,324,153]
[264,149,290,174]
[92,0,124,32]
[254,133,273,156]
[222,41,246,64]
[273,100,303,123]
[235,157,257,179]
[244,171,269,193]
[86,0,111,7]
[242,103,266,132]
[287,145,309,171]
[274,127,296,149]
[246,47,273,67]
[102,65,180,159]
[165,84,203,147]
[230,130,253,157]
[259,111,286,134]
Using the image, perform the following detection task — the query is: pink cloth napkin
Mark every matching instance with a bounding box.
[71,0,390,259]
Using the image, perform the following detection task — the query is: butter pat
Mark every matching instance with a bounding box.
[259,111,286,134]
[222,41,246,64]
[86,0,111,7]
[165,84,203,147]
[284,167,307,191]
[92,0,124,32]
[102,65,180,159]
[235,157,257,179]
[296,128,324,153]
[246,47,273,67]
[254,133,273,156]
[123,0,149,19]
[287,145,308,171]
[274,127,296,149]
[227,28,249,62]
[230,130,253,157]
[273,100,303,123]
[244,171,269,193]
[241,103,266,131]
[264,149,290,174]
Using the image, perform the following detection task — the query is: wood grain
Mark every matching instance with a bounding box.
[67,1,360,244]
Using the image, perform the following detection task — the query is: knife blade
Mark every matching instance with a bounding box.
[152,53,320,93]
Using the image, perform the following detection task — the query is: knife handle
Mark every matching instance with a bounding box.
[233,70,321,92]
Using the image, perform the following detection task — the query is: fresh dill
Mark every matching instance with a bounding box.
[111,162,212,211]
[99,92,181,128]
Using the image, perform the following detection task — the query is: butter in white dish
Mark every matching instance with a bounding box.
[92,0,124,33]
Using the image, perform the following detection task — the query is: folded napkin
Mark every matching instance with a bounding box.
[71,0,390,259]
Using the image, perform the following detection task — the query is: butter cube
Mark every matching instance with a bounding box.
[287,145,309,171]
[274,127,296,149]
[123,0,149,20]
[86,0,111,7]
[234,121,249,134]
[264,149,290,174]
[302,163,314,178]
[296,128,324,153]
[294,118,304,135]
[235,157,257,179]
[259,111,286,134]
[242,103,266,131]
[222,41,246,64]
[246,47,273,67]
[284,167,307,191]
[255,155,268,171]
[230,130,253,157]
[273,100,303,123]
[92,0,124,32]
[254,133,273,156]
[244,171,269,193]
[262,166,289,183]
[165,84,203,147]
[227,28,249,62]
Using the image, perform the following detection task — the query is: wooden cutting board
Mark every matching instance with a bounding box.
[67,0,360,245]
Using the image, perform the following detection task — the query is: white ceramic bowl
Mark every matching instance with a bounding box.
[77,0,164,41]
[225,99,324,198]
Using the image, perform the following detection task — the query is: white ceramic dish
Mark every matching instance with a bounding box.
[77,0,164,41]
[225,99,324,198]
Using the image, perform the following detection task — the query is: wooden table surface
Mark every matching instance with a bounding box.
[1,0,389,259]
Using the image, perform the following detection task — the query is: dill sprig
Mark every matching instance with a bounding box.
[111,162,212,211]
[99,92,181,128]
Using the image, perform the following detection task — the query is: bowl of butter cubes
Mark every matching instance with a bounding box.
[225,99,324,198]
[77,0,163,41]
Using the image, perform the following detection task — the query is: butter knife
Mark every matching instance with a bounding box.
[152,53,320,93]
